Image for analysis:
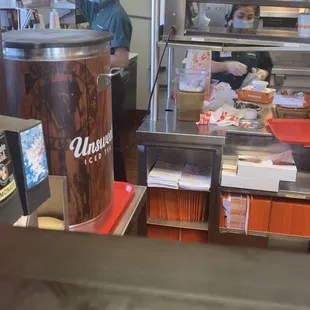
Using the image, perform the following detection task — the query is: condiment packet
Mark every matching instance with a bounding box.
[197,104,243,127]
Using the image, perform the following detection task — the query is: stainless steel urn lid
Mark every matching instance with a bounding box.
[2,29,112,61]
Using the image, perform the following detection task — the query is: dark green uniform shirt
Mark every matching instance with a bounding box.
[76,0,132,53]
[212,51,273,90]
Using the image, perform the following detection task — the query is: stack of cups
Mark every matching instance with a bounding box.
[49,10,60,29]
[298,13,310,38]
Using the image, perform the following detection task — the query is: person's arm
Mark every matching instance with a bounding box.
[257,51,273,80]
[212,61,228,73]
[212,60,248,76]
[110,48,130,68]
[109,15,132,68]
[75,0,98,24]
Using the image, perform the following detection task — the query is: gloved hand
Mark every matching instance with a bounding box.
[252,68,269,80]
[225,61,248,76]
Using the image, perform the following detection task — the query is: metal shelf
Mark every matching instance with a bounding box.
[22,0,75,9]
[220,227,267,237]
[163,27,310,51]
[51,2,75,9]
[220,227,310,241]
[147,218,209,231]
[222,172,310,201]
[158,41,222,52]
[191,0,310,9]
[260,11,299,18]
[221,186,310,200]
[160,41,308,52]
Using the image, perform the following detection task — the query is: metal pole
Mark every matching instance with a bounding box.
[0,29,7,110]
[150,0,160,121]
[167,47,175,99]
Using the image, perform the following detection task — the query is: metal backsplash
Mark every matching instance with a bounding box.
[22,0,75,9]
[22,0,50,8]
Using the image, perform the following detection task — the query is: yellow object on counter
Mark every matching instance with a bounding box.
[176,91,204,122]
[38,217,65,231]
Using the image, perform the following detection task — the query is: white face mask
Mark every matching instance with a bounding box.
[89,0,100,3]
[233,17,254,29]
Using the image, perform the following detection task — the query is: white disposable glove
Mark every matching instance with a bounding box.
[225,61,248,76]
[252,68,269,80]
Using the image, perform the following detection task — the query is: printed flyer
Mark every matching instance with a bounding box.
[0,133,17,203]
[20,124,49,189]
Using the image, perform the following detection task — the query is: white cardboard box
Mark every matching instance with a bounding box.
[237,160,297,182]
[221,170,280,192]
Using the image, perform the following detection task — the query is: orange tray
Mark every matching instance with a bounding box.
[267,119,310,145]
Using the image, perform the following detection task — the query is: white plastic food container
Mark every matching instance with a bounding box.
[243,109,258,120]
[251,80,269,91]
[298,13,310,38]
[176,68,209,93]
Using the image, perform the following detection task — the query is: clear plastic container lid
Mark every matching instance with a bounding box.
[176,68,210,93]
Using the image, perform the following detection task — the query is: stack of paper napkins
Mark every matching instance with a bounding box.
[147,161,182,189]
[179,164,211,191]
[148,161,211,191]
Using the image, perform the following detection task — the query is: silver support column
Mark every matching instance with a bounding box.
[150,0,160,121]
[167,47,175,100]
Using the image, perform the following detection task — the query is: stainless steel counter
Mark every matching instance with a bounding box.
[113,185,147,236]
[1,226,310,309]
[137,93,273,148]
[137,91,310,244]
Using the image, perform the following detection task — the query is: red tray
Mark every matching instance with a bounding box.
[267,119,310,145]
[69,182,135,234]
[98,182,135,234]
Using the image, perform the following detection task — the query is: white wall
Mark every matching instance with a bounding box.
[120,0,151,110]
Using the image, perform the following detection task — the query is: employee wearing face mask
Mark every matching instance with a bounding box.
[211,5,273,90]
[76,0,132,182]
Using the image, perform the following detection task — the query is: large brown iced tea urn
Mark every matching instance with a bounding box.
[1,29,114,226]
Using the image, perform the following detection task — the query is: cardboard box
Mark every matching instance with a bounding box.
[180,229,208,243]
[248,196,271,232]
[239,86,276,104]
[237,160,297,182]
[147,225,180,241]
[269,199,310,237]
[221,170,279,192]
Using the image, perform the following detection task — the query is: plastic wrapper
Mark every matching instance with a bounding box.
[185,49,212,100]
[203,82,238,111]
[239,68,266,89]
[273,92,310,109]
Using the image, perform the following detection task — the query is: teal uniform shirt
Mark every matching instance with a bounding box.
[76,0,132,53]
[212,51,273,90]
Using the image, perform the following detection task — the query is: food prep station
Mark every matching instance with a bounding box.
[138,0,310,247]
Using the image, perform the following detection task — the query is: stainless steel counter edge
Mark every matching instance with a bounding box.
[112,185,147,236]
[129,52,138,64]
[137,98,273,148]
